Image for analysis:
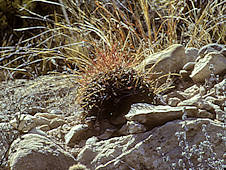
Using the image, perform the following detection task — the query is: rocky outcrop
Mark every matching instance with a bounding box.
[137,44,186,74]
[0,44,225,170]
[8,134,76,170]
[77,119,224,170]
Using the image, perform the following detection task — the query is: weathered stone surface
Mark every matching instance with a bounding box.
[178,94,201,107]
[8,134,76,170]
[9,114,50,133]
[1,44,225,170]
[77,131,151,169]
[34,112,63,120]
[65,124,93,146]
[77,119,224,170]
[179,70,190,78]
[177,84,200,99]
[185,47,199,62]
[190,52,226,82]
[125,103,198,129]
[198,109,215,119]
[168,97,181,107]
[97,128,116,140]
[38,124,50,131]
[137,44,186,74]
[0,123,19,168]
[49,118,66,129]
[183,62,195,71]
[198,43,225,57]
[118,121,147,135]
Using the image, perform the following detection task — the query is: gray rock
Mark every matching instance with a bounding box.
[0,123,19,168]
[178,94,201,107]
[50,109,63,115]
[183,62,195,71]
[215,109,225,122]
[34,112,63,120]
[77,119,224,170]
[190,52,226,82]
[125,103,197,129]
[98,128,116,140]
[37,124,50,131]
[9,114,50,133]
[179,70,190,78]
[118,121,147,135]
[198,43,225,57]
[8,134,76,170]
[65,124,94,146]
[49,118,66,129]
[198,109,214,119]
[177,84,200,99]
[185,47,199,62]
[126,121,146,134]
[137,44,186,74]
[168,97,181,107]
[77,131,151,169]
[28,127,48,136]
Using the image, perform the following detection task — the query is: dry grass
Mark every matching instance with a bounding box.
[0,0,225,79]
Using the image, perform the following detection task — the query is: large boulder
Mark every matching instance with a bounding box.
[137,44,186,74]
[8,134,76,170]
[190,52,226,82]
[77,119,224,170]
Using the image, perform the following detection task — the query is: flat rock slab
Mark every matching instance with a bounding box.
[125,103,197,129]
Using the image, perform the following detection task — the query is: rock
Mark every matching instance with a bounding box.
[9,114,50,133]
[49,118,66,129]
[215,109,225,122]
[68,163,88,170]
[8,134,76,170]
[137,44,186,74]
[125,103,198,129]
[198,43,225,57]
[38,124,50,131]
[47,127,63,140]
[98,129,116,140]
[185,47,199,62]
[118,121,147,135]
[65,124,94,146]
[168,97,181,107]
[25,106,46,115]
[179,70,190,78]
[0,123,19,168]
[34,112,62,119]
[77,131,151,169]
[198,109,214,119]
[77,119,224,170]
[86,136,99,146]
[190,52,226,82]
[28,127,48,137]
[178,94,201,107]
[50,109,63,115]
[176,84,200,99]
[163,91,186,103]
[0,113,9,122]
[183,62,195,71]
[214,79,226,96]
